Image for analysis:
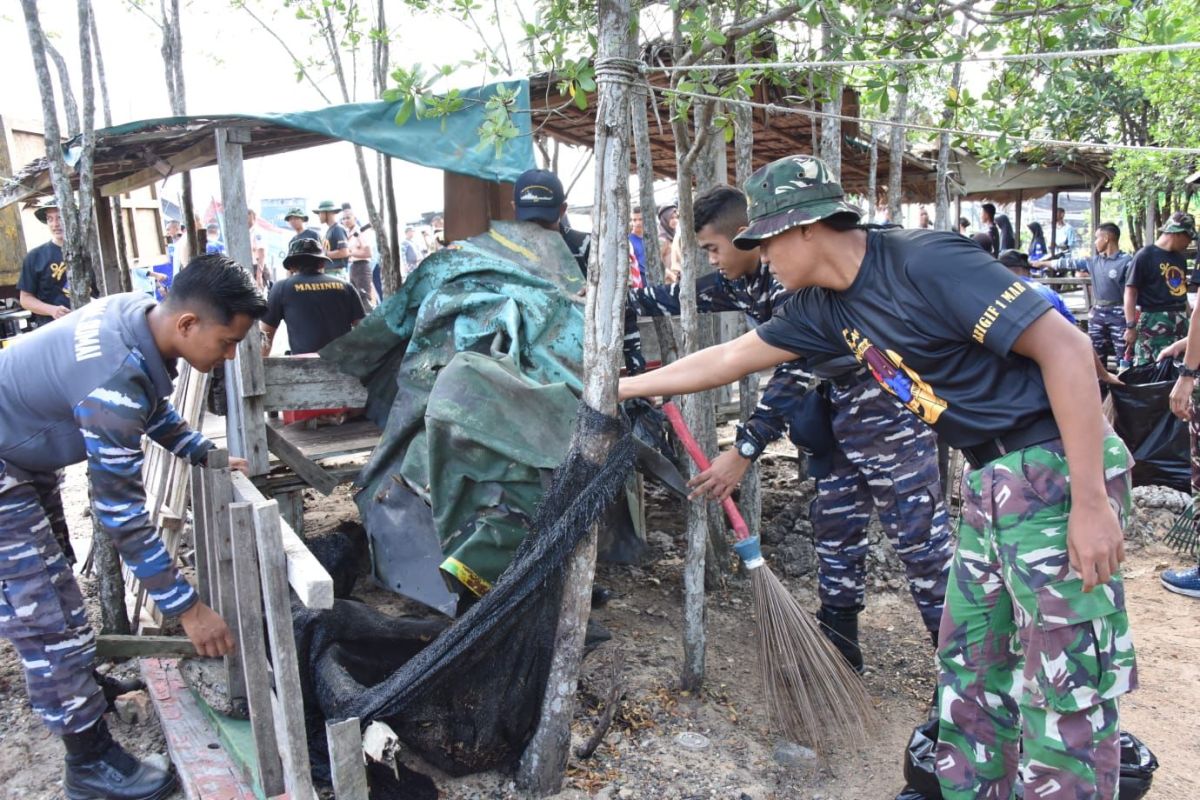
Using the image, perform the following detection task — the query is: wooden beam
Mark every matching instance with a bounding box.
[261,356,368,412]
[99,138,216,197]
[264,424,338,496]
[206,450,248,713]
[228,501,286,797]
[96,635,197,658]
[231,471,333,609]
[326,719,369,800]
[252,498,318,800]
[1014,188,1024,249]
[1050,191,1060,251]
[216,127,270,476]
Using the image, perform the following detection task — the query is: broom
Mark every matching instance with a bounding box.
[662,401,874,755]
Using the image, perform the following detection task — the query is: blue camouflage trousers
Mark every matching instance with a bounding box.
[0,459,104,735]
[810,378,954,636]
[935,434,1137,799]
[1088,305,1125,365]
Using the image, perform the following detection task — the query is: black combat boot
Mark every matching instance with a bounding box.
[816,605,864,674]
[62,718,176,800]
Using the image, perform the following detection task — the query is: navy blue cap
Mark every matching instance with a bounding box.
[787,389,835,480]
[514,169,565,223]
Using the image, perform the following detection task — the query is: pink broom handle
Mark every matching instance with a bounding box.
[662,401,752,542]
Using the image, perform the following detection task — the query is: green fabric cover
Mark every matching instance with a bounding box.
[324,220,587,589]
[63,80,533,183]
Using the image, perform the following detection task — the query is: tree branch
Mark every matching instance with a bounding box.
[235,1,333,104]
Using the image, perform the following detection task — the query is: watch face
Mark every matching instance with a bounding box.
[739,441,757,458]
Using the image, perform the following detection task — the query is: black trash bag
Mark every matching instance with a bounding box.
[897,719,1158,800]
[1110,359,1190,492]
[1118,730,1158,800]
[293,405,638,782]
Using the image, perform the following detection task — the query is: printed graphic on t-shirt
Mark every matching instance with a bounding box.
[50,261,67,283]
[292,281,349,293]
[842,329,948,424]
[1161,262,1187,297]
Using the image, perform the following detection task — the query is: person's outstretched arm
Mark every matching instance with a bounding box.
[1011,311,1124,592]
[618,329,798,402]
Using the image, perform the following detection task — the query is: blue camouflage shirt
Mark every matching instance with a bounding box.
[626,263,833,457]
[0,294,213,616]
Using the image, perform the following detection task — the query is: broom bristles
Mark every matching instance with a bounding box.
[750,563,875,756]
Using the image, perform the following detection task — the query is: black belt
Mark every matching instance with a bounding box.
[828,367,872,389]
[961,416,1061,470]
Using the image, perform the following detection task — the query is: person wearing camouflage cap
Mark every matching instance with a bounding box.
[621,154,1136,800]
[1123,210,1196,366]
[624,184,952,672]
[284,206,320,255]
[311,200,350,279]
[260,237,364,357]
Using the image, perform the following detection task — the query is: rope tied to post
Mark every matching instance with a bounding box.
[593,56,644,90]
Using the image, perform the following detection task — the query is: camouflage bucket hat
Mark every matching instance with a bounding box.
[283,237,331,269]
[733,154,862,250]
[1159,211,1197,238]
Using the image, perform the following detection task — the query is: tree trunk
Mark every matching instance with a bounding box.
[887,65,910,224]
[515,0,635,793]
[630,86,678,363]
[818,23,842,183]
[45,44,81,139]
[935,23,968,231]
[732,96,761,541]
[90,9,131,293]
[866,125,878,219]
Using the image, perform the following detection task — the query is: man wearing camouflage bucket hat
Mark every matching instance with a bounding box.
[312,200,351,279]
[620,154,1136,800]
[1123,209,1196,366]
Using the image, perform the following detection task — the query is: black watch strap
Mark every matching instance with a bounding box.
[1181,364,1200,379]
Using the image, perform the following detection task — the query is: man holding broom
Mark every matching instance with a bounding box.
[624,184,952,671]
[618,155,1136,799]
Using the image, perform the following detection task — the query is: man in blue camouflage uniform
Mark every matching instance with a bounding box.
[0,254,266,800]
[628,185,953,669]
[1034,221,1131,368]
[618,155,1135,799]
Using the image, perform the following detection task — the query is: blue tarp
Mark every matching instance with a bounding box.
[63,80,535,183]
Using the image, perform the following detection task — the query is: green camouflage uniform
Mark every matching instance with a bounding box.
[1132,309,1189,367]
[936,433,1137,799]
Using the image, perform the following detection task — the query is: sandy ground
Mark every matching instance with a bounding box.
[0,459,1197,799]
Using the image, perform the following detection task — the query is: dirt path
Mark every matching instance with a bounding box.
[0,463,1196,799]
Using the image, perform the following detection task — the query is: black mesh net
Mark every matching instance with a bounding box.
[292,403,636,780]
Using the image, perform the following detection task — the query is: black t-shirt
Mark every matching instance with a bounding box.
[323,223,349,270]
[262,272,365,354]
[16,241,69,324]
[559,226,591,275]
[1125,244,1189,311]
[289,229,321,250]
[756,228,1055,448]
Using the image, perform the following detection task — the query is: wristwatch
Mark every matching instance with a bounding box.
[1180,364,1200,379]
[1124,320,1137,329]
[737,439,759,459]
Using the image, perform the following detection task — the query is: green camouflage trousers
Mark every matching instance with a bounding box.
[935,434,1137,799]
[1133,309,1188,366]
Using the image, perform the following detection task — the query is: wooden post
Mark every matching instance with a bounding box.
[252,499,318,800]
[93,192,124,295]
[326,719,369,800]
[206,449,248,713]
[1050,191,1059,252]
[1013,189,1024,249]
[228,501,285,797]
[190,463,211,606]
[515,0,633,793]
[215,126,269,476]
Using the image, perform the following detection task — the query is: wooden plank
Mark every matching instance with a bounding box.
[228,502,286,798]
[190,463,211,607]
[274,489,305,539]
[265,417,380,462]
[264,424,338,496]
[205,450,248,710]
[252,499,318,800]
[96,635,197,658]
[261,356,368,412]
[140,658,259,800]
[326,718,369,800]
[100,138,216,197]
[216,127,269,477]
[232,471,333,609]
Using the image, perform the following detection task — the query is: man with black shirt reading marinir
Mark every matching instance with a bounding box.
[619,155,1136,800]
[260,237,365,356]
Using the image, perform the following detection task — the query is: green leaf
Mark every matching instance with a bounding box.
[574,89,588,111]
[705,29,727,46]
[395,98,415,127]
